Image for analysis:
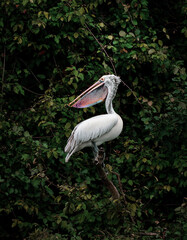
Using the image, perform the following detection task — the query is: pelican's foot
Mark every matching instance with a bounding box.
[92,152,99,165]
[93,147,106,168]
[101,149,106,168]
[94,158,99,165]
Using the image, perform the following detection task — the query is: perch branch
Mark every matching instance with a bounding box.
[95,148,120,200]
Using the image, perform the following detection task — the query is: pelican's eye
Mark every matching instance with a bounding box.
[99,77,104,82]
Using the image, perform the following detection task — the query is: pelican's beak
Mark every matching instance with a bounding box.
[68,79,108,108]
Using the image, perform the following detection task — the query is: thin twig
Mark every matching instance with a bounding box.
[1,47,6,111]
[1,47,6,95]
[112,170,135,224]
[84,23,143,108]
[32,136,53,139]
[21,85,44,96]
[53,55,63,79]
[121,80,143,107]
[138,232,158,236]
[112,171,127,204]
[118,1,137,28]
[19,58,41,84]
[84,23,117,76]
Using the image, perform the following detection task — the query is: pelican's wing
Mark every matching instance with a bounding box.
[64,114,118,156]
[74,114,118,144]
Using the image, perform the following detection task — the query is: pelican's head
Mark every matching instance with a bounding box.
[100,75,121,87]
[69,75,121,108]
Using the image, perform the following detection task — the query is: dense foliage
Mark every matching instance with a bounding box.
[0,0,186,239]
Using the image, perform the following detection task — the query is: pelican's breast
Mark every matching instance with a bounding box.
[95,114,123,145]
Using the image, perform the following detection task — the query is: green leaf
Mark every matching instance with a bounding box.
[68,14,72,22]
[54,35,60,44]
[22,154,30,160]
[44,11,49,19]
[128,180,133,186]
[108,35,114,40]
[125,43,133,49]
[32,179,40,188]
[47,151,52,159]
[80,16,85,25]
[163,27,167,33]
[132,19,138,25]
[79,7,85,15]
[23,0,29,6]
[74,32,79,38]
[24,131,30,137]
[119,30,126,37]
[135,29,140,35]
[53,151,58,159]
[126,91,132,97]
[45,186,54,196]
[65,122,71,129]
[148,49,156,54]
[158,40,163,46]
[99,22,105,28]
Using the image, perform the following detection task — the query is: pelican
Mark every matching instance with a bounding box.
[64,75,123,162]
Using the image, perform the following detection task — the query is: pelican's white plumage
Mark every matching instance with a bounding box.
[65,75,123,162]
[65,114,123,162]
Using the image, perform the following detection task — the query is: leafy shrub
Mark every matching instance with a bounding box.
[0,0,186,239]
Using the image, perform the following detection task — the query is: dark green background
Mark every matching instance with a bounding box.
[0,0,186,239]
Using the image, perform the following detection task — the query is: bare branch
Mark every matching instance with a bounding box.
[84,23,117,76]
[112,170,135,224]
[21,85,44,96]
[138,232,158,236]
[112,171,127,204]
[121,80,143,107]
[19,58,41,84]
[53,55,63,79]
[84,23,143,108]
[1,46,6,111]
[1,47,6,94]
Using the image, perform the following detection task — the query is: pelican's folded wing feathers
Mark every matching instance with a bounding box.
[64,114,118,154]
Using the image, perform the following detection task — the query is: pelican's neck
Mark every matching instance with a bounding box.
[105,87,117,114]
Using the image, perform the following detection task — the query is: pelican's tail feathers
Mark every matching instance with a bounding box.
[64,131,77,162]
[65,148,76,162]
[65,153,71,162]
[65,128,77,151]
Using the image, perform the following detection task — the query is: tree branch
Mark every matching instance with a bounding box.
[84,23,117,76]
[1,46,6,111]
[137,232,158,236]
[111,171,127,204]
[21,85,44,96]
[94,148,136,224]
[84,23,143,108]
[18,58,41,84]
[95,148,120,200]
[1,47,6,93]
